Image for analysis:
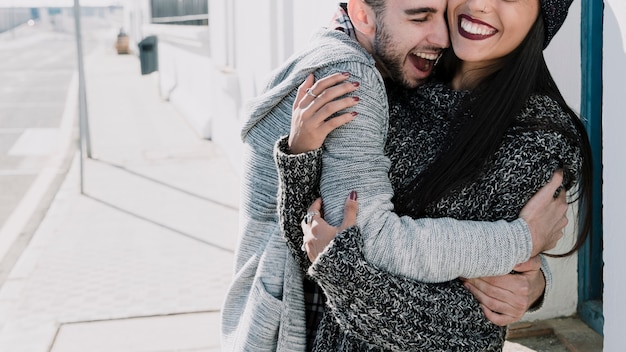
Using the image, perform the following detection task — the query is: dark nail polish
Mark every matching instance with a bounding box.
[351,112,358,117]
[342,72,350,76]
[353,97,360,102]
[352,82,360,87]
[349,191,357,200]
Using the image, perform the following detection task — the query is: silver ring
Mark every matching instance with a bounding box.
[304,210,320,225]
[553,184,565,198]
[305,88,318,99]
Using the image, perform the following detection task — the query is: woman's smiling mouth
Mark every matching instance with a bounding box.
[458,14,498,40]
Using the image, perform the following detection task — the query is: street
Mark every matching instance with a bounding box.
[0,26,76,231]
[0,20,102,281]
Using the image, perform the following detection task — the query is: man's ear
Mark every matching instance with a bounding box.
[347,0,376,37]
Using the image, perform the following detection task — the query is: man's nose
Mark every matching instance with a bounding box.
[430,18,450,49]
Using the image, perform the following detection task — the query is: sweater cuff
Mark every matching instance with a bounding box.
[308,225,361,280]
[528,254,552,312]
[274,135,322,165]
[510,218,533,264]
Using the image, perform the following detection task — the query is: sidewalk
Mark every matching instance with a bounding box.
[0,40,238,351]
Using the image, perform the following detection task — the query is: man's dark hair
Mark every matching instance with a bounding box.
[363,0,386,15]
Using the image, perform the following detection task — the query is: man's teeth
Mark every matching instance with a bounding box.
[461,17,496,35]
[413,52,439,61]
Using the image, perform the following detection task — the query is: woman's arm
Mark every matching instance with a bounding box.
[279,69,565,282]
[307,227,505,351]
[274,138,322,273]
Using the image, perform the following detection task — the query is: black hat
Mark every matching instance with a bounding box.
[541,0,574,48]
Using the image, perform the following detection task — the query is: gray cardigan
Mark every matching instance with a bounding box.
[222,28,539,352]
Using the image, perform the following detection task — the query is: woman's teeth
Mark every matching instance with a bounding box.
[460,17,496,36]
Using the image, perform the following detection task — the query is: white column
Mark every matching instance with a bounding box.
[602,0,626,349]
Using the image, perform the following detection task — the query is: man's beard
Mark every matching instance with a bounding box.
[372,21,420,89]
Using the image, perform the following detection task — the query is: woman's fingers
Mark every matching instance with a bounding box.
[307,82,359,134]
[339,191,358,232]
[308,72,351,99]
[296,72,360,123]
[295,73,316,109]
[297,72,348,108]
[302,198,341,262]
[321,111,358,135]
[310,80,359,110]
[290,72,360,154]
[302,193,359,262]
[298,72,358,110]
[520,169,570,256]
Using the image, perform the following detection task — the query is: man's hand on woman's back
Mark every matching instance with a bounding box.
[520,170,569,257]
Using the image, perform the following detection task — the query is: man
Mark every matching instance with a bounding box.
[221,1,564,351]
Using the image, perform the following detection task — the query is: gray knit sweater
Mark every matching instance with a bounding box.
[222,28,381,351]
[225,27,515,351]
[274,81,582,351]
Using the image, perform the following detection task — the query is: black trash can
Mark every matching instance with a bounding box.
[138,36,158,75]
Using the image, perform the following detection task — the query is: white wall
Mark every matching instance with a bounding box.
[228,0,337,108]
[123,0,214,141]
[207,0,342,172]
[525,0,582,321]
[122,0,148,48]
[602,1,626,349]
[545,0,582,113]
[157,38,213,138]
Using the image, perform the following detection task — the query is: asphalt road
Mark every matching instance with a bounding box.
[0,20,108,284]
[0,27,76,225]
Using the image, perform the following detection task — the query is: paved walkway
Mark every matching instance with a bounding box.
[0,39,238,352]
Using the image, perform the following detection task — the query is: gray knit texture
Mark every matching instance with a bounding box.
[223,28,378,352]
[541,0,574,47]
[275,81,582,351]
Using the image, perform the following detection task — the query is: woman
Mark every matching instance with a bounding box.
[274,0,592,350]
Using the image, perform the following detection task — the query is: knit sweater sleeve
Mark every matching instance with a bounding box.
[274,137,323,273]
[528,255,553,312]
[308,228,506,351]
[313,64,531,282]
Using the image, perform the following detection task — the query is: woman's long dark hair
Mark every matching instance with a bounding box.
[394,14,593,257]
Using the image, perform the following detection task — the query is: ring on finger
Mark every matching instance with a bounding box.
[301,236,317,251]
[553,184,564,198]
[304,210,320,225]
[305,88,319,99]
